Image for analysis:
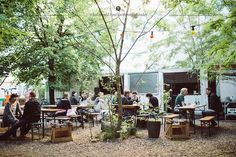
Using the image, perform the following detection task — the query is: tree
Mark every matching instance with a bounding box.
[0,0,104,104]
[0,0,37,52]
[74,0,179,136]
[153,0,236,76]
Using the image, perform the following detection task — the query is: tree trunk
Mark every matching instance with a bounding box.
[115,61,123,131]
[48,58,55,105]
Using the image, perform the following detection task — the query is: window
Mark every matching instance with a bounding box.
[129,72,158,94]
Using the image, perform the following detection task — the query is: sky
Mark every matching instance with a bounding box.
[100,0,189,74]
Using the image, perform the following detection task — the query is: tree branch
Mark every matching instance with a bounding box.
[72,0,116,62]
[121,4,178,62]
[94,0,118,60]
[118,0,130,60]
[73,37,115,74]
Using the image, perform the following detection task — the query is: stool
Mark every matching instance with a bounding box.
[31,122,43,141]
[51,123,73,143]
[199,116,216,136]
[165,119,190,139]
[88,113,99,127]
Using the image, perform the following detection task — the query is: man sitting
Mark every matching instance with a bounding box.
[202,87,222,126]
[0,92,41,140]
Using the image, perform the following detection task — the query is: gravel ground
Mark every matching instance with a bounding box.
[0,120,235,157]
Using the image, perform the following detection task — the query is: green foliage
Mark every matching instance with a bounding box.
[148,118,161,122]
[0,0,106,94]
[163,89,172,111]
[120,119,137,140]
[0,0,37,51]
[155,0,235,77]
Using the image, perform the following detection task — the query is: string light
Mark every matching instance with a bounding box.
[191,26,196,36]
[150,31,154,38]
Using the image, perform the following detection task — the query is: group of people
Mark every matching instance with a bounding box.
[0,86,221,140]
[55,91,106,117]
[111,90,159,108]
[0,92,41,140]
[174,87,223,126]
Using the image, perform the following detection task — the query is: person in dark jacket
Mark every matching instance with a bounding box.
[146,93,159,108]
[56,93,71,116]
[70,91,78,105]
[124,91,133,105]
[0,92,41,140]
[202,87,222,126]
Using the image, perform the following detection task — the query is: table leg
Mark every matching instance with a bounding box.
[200,121,203,135]
[193,110,195,134]
[208,122,211,136]
[42,111,45,138]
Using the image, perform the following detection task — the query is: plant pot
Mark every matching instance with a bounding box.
[137,119,147,129]
[147,121,161,138]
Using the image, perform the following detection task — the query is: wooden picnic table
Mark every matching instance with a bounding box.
[41,108,62,138]
[175,104,206,133]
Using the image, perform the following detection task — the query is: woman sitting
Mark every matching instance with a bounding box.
[56,93,71,116]
[2,94,22,127]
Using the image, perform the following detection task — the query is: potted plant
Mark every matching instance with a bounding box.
[136,103,150,129]
[146,107,163,138]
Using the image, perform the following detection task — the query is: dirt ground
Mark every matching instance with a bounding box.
[0,120,235,157]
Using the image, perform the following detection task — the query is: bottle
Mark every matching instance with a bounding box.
[195,98,197,105]
[197,98,200,105]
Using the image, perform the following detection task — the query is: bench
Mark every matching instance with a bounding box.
[69,115,83,129]
[199,116,216,136]
[163,114,179,131]
[31,122,43,141]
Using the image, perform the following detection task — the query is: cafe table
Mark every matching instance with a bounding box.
[114,104,140,116]
[41,108,62,138]
[175,104,206,133]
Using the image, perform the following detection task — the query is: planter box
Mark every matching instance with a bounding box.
[51,124,73,143]
[147,121,161,138]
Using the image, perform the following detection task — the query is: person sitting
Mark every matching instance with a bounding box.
[174,88,188,119]
[202,87,222,126]
[70,91,78,105]
[79,91,88,105]
[94,92,105,112]
[124,91,133,105]
[174,88,188,108]
[112,91,128,105]
[131,91,140,104]
[0,92,41,140]
[56,93,72,116]
[146,93,159,108]
[2,94,21,128]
